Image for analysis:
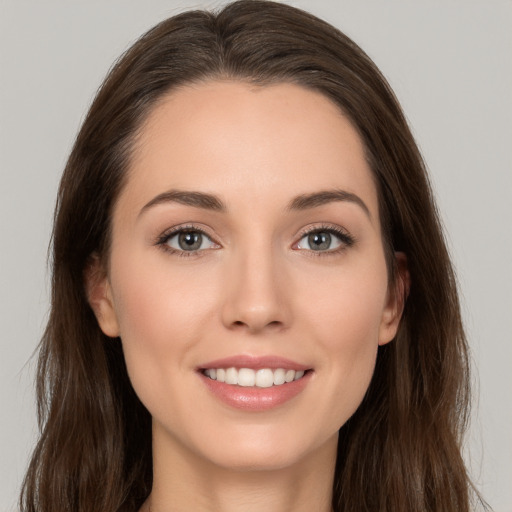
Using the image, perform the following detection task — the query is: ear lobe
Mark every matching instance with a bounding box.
[84,254,120,338]
[378,252,410,346]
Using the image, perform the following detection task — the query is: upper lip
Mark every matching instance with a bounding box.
[198,355,311,371]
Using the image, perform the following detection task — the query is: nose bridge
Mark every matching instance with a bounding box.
[221,233,288,333]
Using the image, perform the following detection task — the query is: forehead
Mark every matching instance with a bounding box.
[122,80,378,219]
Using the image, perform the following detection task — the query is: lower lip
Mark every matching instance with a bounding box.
[200,371,312,411]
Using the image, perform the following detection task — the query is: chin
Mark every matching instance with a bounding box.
[189,423,338,473]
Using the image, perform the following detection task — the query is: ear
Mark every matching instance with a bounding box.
[378,252,410,346]
[83,254,120,338]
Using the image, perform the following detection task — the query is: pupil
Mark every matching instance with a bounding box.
[308,232,331,251]
[178,232,202,251]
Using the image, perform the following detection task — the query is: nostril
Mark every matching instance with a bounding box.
[265,320,284,331]
[229,319,284,332]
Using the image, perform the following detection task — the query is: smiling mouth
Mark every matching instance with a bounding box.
[201,367,309,388]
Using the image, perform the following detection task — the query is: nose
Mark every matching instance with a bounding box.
[220,244,291,334]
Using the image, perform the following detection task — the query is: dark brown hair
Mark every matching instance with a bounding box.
[21,1,484,510]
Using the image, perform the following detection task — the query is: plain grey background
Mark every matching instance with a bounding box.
[1,1,511,510]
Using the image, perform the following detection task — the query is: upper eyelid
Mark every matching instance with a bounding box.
[295,223,352,239]
[157,224,217,241]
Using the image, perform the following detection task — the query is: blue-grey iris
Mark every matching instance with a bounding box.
[178,231,202,251]
[309,232,331,251]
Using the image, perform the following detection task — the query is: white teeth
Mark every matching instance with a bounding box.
[225,367,238,385]
[255,369,274,388]
[284,369,295,383]
[238,368,255,387]
[273,368,286,385]
[204,367,307,387]
[205,368,216,379]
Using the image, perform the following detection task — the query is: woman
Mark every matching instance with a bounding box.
[20,1,485,511]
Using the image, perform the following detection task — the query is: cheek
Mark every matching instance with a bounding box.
[296,258,388,422]
[301,258,389,349]
[108,255,219,396]
[112,252,216,333]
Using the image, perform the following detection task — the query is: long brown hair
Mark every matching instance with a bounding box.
[20,1,484,510]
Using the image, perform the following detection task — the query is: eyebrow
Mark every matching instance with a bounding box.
[139,190,225,217]
[287,189,371,218]
[139,188,370,218]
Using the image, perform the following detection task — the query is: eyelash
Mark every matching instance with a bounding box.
[155,223,355,258]
[295,224,355,256]
[155,224,217,258]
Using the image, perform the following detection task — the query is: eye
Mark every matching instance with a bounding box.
[159,228,218,254]
[295,227,354,253]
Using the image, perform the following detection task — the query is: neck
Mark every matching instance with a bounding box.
[144,425,337,512]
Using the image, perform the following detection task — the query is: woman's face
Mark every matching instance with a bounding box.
[89,81,403,472]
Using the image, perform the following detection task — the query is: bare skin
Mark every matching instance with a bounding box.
[86,81,406,512]
[146,427,337,512]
